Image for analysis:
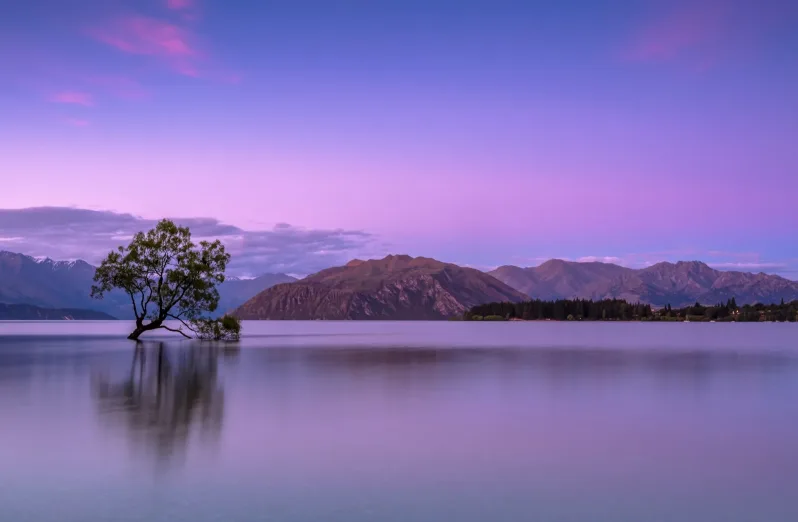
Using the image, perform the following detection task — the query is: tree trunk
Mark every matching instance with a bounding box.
[127,327,146,340]
[127,320,162,340]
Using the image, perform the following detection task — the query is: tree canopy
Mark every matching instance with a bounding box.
[91,219,240,340]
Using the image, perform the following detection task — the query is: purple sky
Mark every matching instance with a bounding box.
[1,0,797,276]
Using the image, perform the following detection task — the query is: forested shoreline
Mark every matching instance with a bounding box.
[465,298,798,322]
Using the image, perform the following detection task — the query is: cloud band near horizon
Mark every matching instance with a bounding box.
[0,207,382,277]
[0,207,796,280]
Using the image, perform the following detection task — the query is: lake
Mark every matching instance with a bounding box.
[1,321,797,521]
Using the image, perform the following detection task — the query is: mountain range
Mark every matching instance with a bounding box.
[234,255,528,320]
[0,251,130,318]
[3,249,798,321]
[0,303,115,320]
[489,259,798,307]
[0,251,294,319]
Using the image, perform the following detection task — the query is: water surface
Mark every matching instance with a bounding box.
[1,321,797,521]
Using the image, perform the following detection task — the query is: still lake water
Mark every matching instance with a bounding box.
[1,321,797,521]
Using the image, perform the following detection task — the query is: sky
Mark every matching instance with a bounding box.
[1,0,797,277]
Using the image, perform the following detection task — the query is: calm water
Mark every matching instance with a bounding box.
[1,321,797,521]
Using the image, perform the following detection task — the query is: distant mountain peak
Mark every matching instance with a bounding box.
[490,258,798,307]
[676,260,711,269]
[0,250,130,317]
[382,254,415,263]
[1,252,93,272]
[235,255,526,320]
[539,258,568,265]
[647,260,711,270]
[0,249,297,318]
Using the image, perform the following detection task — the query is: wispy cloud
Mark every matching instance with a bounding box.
[166,0,194,10]
[51,91,94,106]
[457,262,501,273]
[83,1,236,82]
[707,262,789,270]
[65,118,90,127]
[603,251,793,273]
[0,207,377,277]
[577,256,624,264]
[622,2,730,66]
[89,15,201,77]
[509,255,637,268]
[166,0,201,23]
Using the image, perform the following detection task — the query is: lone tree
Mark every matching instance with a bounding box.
[91,219,240,341]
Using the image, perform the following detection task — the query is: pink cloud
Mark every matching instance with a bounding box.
[92,16,196,56]
[623,3,729,64]
[89,16,201,76]
[51,91,94,106]
[166,0,193,10]
[65,118,90,127]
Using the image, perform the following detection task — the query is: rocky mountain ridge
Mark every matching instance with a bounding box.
[0,251,293,318]
[490,260,798,307]
[234,255,528,320]
[4,248,796,319]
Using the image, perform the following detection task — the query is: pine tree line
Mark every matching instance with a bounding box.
[465,299,652,321]
[465,298,798,322]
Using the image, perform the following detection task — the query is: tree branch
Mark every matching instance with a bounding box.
[161,324,192,339]
[155,252,170,316]
[163,280,193,317]
[140,284,151,320]
[128,291,141,321]
[169,305,202,320]
[166,313,197,334]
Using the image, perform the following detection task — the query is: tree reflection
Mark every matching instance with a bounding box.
[93,341,239,465]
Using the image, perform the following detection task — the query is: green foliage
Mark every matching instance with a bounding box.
[482,315,506,321]
[190,315,242,341]
[91,219,235,340]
